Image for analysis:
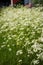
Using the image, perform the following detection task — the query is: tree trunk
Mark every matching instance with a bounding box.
[11,0,13,6]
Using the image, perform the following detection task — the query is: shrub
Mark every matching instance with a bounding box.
[0,7,43,65]
[33,0,43,4]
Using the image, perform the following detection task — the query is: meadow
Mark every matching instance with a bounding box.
[0,6,43,65]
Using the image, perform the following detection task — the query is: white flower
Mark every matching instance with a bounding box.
[8,35,12,40]
[18,60,22,63]
[8,48,12,51]
[31,41,38,52]
[1,22,8,29]
[27,55,30,57]
[1,45,6,48]
[16,50,23,55]
[38,37,43,42]
[20,27,24,30]
[31,59,39,65]
[40,37,43,42]
[7,44,10,47]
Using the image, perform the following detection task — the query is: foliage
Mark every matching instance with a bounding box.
[0,6,43,65]
[33,0,43,4]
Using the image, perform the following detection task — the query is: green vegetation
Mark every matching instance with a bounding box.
[0,6,43,65]
[33,0,43,5]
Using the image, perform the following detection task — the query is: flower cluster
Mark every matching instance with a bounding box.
[0,6,43,65]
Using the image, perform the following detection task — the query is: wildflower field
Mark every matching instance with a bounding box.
[0,6,43,65]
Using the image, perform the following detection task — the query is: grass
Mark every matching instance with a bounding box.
[0,6,43,65]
